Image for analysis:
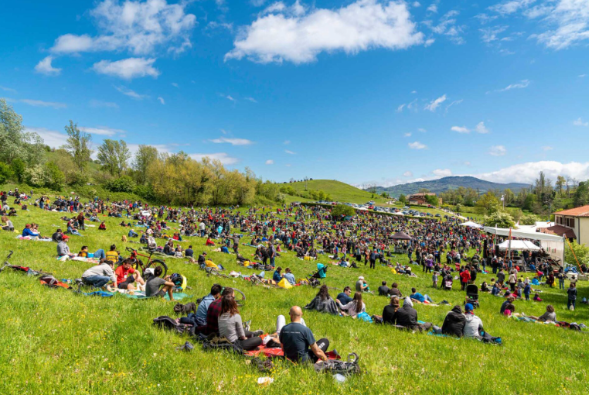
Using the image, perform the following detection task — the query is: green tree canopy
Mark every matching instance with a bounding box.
[64,121,92,172]
[97,139,131,177]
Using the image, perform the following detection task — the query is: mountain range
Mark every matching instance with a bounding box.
[373,176,530,197]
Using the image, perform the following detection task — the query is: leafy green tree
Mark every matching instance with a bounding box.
[574,181,589,207]
[0,162,12,184]
[132,145,159,185]
[484,211,515,228]
[520,213,540,225]
[0,99,46,166]
[523,194,537,211]
[331,204,355,218]
[64,121,92,172]
[425,195,439,206]
[10,158,25,183]
[44,162,65,190]
[565,241,589,267]
[105,175,136,193]
[97,139,131,177]
[556,176,566,197]
[399,194,407,205]
[476,191,500,214]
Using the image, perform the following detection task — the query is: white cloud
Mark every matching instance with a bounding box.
[408,141,427,149]
[542,146,553,151]
[206,21,234,32]
[426,10,465,44]
[115,86,148,100]
[93,58,159,79]
[480,25,509,43]
[451,126,470,133]
[413,2,420,7]
[283,140,291,145]
[19,99,67,109]
[0,86,17,93]
[397,103,406,112]
[433,168,452,177]
[489,145,507,156]
[221,94,236,102]
[225,0,424,64]
[171,83,179,88]
[417,128,427,132]
[158,97,165,105]
[265,159,274,165]
[425,94,446,111]
[444,99,463,113]
[497,79,530,92]
[573,117,588,127]
[89,100,119,109]
[209,137,254,146]
[476,161,589,184]
[404,132,412,137]
[490,0,536,16]
[25,127,68,148]
[252,0,268,6]
[403,170,413,177]
[50,0,196,56]
[79,126,125,136]
[189,153,239,165]
[245,97,258,103]
[285,149,296,154]
[527,0,589,49]
[475,121,490,134]
[427,4,438,13]
[34,56,62,76]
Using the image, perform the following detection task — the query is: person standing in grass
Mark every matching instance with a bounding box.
[567,282,577,311]
[557,268,565,290]
[523,281,531,301]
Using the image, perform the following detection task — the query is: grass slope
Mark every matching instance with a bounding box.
[1,207,588,394]
[286,180,388,205]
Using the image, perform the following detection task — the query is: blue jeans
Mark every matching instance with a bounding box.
[559,278,565,289]
[568,299,576,309]
[424,294,434,303]
[93,249,106,260]
[84,275,110,288]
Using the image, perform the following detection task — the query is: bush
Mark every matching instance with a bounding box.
[331,204,355,218]
[483,211,515,228]
[133,184,157,202]
[0,162,13,184]
[105,176,136,193]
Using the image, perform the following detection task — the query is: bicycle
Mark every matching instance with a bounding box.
[0,251,51,276]
[125,247,168,278]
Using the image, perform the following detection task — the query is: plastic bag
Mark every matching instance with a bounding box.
[278,278,292,289]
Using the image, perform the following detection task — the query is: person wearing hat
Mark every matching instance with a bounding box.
[463,303,484,339]
[57,235,75,258]
[355,276,368,292]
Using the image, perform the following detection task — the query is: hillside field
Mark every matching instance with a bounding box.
[284,179,389,205]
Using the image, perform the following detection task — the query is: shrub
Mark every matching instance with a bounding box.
[331,204,355,218]
[0,162,13,184]
[483,211,515,228]
[105,176,136,193]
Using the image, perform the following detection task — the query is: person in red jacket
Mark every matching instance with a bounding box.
[460,267,471,291]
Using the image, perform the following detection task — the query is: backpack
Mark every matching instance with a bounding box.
[314,353,361,375]
[153,316,189,334]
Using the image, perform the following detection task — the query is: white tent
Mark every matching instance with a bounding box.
[391,212,404,216]
[484,226,564,264]
[460,221,483,229]
[497,240,541,251]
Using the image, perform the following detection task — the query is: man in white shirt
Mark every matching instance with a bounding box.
[463,303,483,339]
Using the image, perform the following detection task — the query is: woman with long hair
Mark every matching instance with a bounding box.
[339,292,366,319]
[218,295,263,351]
[305,285,339,314]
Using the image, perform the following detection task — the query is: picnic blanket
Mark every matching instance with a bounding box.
[245,345,341,360]
[16,236,52,242]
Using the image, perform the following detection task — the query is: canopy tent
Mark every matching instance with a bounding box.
[391,212,404,216]
[497,240,541,251]
[460,221,483,229]
[389,231,412,240]
[484,226,564,265]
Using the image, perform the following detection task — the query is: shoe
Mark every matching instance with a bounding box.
[252,330,264,337]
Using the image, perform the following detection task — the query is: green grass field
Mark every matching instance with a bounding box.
[1,204,588,394]
[285,179,389,205]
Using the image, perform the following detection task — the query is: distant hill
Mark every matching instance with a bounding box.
[284,179,388,204]
[374,176,530,197]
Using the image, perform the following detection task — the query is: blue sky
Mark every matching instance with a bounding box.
[1,0,589,187]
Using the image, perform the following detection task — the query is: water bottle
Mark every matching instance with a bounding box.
[334,374,346,383]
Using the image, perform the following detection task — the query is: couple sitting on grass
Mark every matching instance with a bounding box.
[304,285,367,319]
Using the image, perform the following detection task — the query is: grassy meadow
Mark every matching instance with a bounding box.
[0,203,588,395]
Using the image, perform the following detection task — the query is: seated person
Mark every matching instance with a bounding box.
[22,224,40,238]
[218,295,263,351]
[529,305,556,322]
[378,281,390,296]
[205,237,215,246]
[279,306,330,363]
[195,284,223,326]
[78,246,106,260]
[66,224,82,236]
[98,221,106,230]
[115,259,145,294]
[283,268,296,285]
[304,285,340,315]
[273,267,283,282]
[145,266,175,300]
[382,296,400,325]
[481,281,490,292]
[409,287,434,304]
[220,245,229,253]
[82,260,116,290]
[194,287,234,335]
[52,229,64,242]
[57,236,76,258]
[500,296,515,314]
[128,229,138,238]
[140,232,148,244]
[1,215,14,231]
[390,297,432,332]
[442,305,466,337]
[463,303,484,339]
[355,276,368,292]
[338,292,366,319]
[389,283,403,298]
[163,240,175,256]
[336,286,353,305]
[105,245,120,264]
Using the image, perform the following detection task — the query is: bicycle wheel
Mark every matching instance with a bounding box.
[233,288,246,307]
[146,259,168,278]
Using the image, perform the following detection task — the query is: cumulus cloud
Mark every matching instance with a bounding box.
[476,161,589,184]
[403,170,413,177]
[427,4,437,13]
[265,159,274,165]
[408,141,427,149]
[34,56,62,76]
[115,86,148,99]
[24,127,68,148]
[209,137,254,146]
[50,0,196,56]
[93,58,159,79]
[489,145,507,156]
[573,117,588,127]
[285,150,296,154]
[475,121,490,134]
[433,168,452,177]
[79,126,125,136]
[497,79,530,92]
[425,94,446,111]
[451,126,470,133]
[188,152,239,165]
[225,0,424,64]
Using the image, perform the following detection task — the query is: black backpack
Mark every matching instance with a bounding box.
[153,316,189,334]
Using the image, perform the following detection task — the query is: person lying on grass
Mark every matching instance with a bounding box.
[338,292,366,319]
[527,305,557,323]
[410,287,435,304]
[305,285,340,315]
[82,260,117,291]
[279,306,329,364]
[115,259,145,294]
[145,266,175,300]
[218,295,263,351]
